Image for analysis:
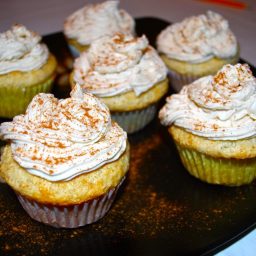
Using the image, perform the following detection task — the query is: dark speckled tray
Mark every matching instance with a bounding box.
[0,17,256,256]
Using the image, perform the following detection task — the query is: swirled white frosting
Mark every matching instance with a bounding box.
[159,64,256,140]
[157,11,237,63]
[0,85,127,181]
[64,1,135,45]
[73,33,167,97]
[0,24,49,74]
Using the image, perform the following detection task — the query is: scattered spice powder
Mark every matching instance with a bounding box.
[0,124,255,255]
[1,35,255,256]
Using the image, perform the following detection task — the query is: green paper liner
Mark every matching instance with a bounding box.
[0,76,55,118]
[175,144,256,186]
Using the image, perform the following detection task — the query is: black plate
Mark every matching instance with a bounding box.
[1,17,256,256]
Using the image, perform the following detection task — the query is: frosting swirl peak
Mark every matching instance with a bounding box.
[73,33,167,97]
[159,64,256,140]
[64,1,135,45]
[0,85,127,181]
[0,24,49,74]
[157,11,237,63]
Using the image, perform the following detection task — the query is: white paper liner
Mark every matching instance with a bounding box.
[168,69,201,92]
[111,104,157,134]
[67,44,80,59]
[16,177,125,228]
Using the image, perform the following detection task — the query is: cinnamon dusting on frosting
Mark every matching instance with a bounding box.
[64,1,135,45]
[193,122,206,132]
[0,24,49,74]
[157,11,237,63]
[73,33,167,97]
[0,84,127,181]
[159,64,256,140]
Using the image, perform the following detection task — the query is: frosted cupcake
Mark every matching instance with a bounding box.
[0,24,57,118]
[0,84,129,228]
[157,11,239,92]
[159,64,256,186]
[70,33,168,133]
[64,1,135,58]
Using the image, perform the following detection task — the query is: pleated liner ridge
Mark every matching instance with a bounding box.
[16,177,125,228]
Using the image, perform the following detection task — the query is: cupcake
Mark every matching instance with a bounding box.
[159,64,256,186]
[157,11,239,92]
[64,1,135,58]
[0,24,57,118]
[70,33,168,133]
[0,84,129,228]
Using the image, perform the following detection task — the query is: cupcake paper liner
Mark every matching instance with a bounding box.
[176,144,256,186]
[111,104,157,134]
[0,146,5,183]
[168,69,201,92]
[16,177,125,228]
[0,76,54,118]
[67,44,81,59]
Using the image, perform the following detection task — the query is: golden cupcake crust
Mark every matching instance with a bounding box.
[161,50,239,76]
[0,143,130,205]
[0,54,57,88]
[70,75,169,112]
[66,37,89,53]
[169,125,256,159]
